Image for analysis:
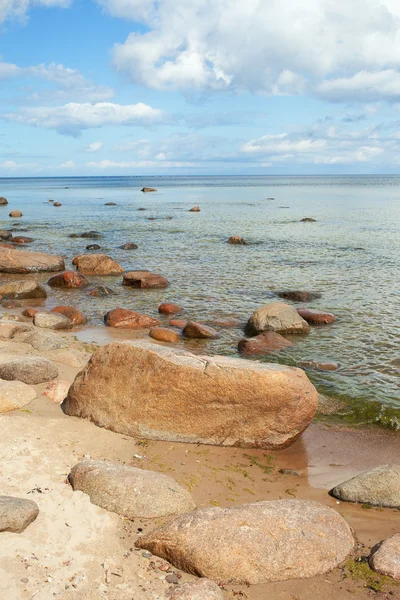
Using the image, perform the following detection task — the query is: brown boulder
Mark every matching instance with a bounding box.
[227,236,247,245]
[22,308,38,318]
[0,242,14,249]
[183,322,219,339]
[150,327,180,344]
[9,210,22,218]
[246,302,309,335]
[53,202,62,207]
[141,187,157,192]
[136,500,354,584]
[0,197,8,205]
[158,303,183,315]
[0,248,65,274]
[299,360,340,371]
[104,308,159,329]
[51,306,87,326]
[63,340,318,449]
[0,496,39,533]
[48,271,89,288]
[72,254,123,275]
[276,291,322,302]
[238,332,294,356]
[189,206,201,212]
[119,242,138,249]
[170,319,188,328]
[123,271,169,289]
[11,236,33,244]
[0,280,46,299]
[296,308,336,324]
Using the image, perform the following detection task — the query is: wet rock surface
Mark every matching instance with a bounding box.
[246,302,310,335]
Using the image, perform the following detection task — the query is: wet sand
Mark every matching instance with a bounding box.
[0,330,399,599]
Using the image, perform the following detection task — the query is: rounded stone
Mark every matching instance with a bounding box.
[150,327,180,344]
[0,356,58,384]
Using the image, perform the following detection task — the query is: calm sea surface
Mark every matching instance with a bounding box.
[1,175,399,427]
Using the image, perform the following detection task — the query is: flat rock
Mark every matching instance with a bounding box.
[0,280,46,299]
[141,187,157,192]
[330,465,400,508]
[104,308,159,329]
[246,302,310,335]
[0,496,39,533]
[296,308,336,324]
[189,206,200,212]
[14,329,68,350]
[87,286,115,297]
[183,322,219,339]
[69,460,196,518]
[0,320,32,339]
[0,248,65,273]
[150,327,180,344]
[299,360,340,371]
[136,500,354,584]
[63,340,318,449]
[123,271,169,289]
[72,254,123,275]
[0,379,37,413]
[11,236,33,244]
[2,299,22,308]
[369,534,400,580]
[48,271,89,288]
[276,291,322,302]
[238,332,294,356]
[51,306,87,326]
[0,356,58,384]
[34,312,73,330]
[170,319,188,328]
[167,579,223,600]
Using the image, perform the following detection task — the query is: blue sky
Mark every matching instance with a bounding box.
[2,0,400,175]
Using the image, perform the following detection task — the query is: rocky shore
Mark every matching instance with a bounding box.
[0,224,399,599]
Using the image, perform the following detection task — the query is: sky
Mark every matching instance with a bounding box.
[2,0,400,175]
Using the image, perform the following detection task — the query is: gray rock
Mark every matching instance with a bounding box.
[0,229,12,240]
[136,500,354,584]
[0,356,58,384]
[33,312,72,330]
[14,329,68,350]
[369,534,400,580]
[246,302,310,335]
[0,320,32,340]
[0,496,39,533]
[0,280,47,300]
[330,465,400,508]
[69,460,196,518]
[167,580,224,600]
[0,379,37,413]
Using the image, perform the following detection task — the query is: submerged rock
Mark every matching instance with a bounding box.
[119,242,138,250]
[238,332,294,356]
[86,244,101,250]
[246,302,309,335]
[141,187,157,192]
[123,271,169,289]
[63,340,318,449]
[136,500,354,584]
[51,306,87,326]
[0,230,12,240]
[0,280,46,299]
[72,254,123,275]
[158,303,183,315]
[11,236,33,244]
[227,236,247,245]
[276,291,322,302]
[369,534,400,580]
[48,271,89,288]
[0,379,37,413]
[330,465,400,509]
[0,356,58,384]
[189,206,201,212]
[183,322,219,339]
[0,248,65,273]
[87,286,115,297]
[0,496,39,533]
[300,217,316,222]
[69,460,196,518]
[296,308,336,324]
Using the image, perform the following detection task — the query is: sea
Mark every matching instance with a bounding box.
[0,175,399,428]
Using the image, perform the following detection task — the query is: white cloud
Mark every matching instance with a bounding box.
[86,159,195,168]
[84,141,103,152]
[104,0,400,102]
[3,101,168,136]
[0,0,70,24]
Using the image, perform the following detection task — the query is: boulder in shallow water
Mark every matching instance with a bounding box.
[0,230,12,240]
[11,236,34,244]
[227,236,247,245]
[123,271,169,289]
[182,322,219,339]
[72,254,123,275]
[189,206,201,212]
[0,379,37,413]
[105,308,159,329]
[87,286,115,297]
[48,271,89,288]
[69,460,196,518]
[0,248,65,273]
[51,305,87,326]
[63,340,318,449]
[150,327,180,344]
[296,308,336,324]
[0,280,46,300]
[34,312,72,330]
[369,534,400,580]
[246,302,309,335]
[0,197,8,206]
[158,302,183,315]
[136,500,354,584]
[141,187,157,192]
[0,496,39,533]
[119,242,138,250]
[276,291,322,302]
[330,465,400,509]
[9,210,22,218]
[238,332,294,356]
[0,356,58,384]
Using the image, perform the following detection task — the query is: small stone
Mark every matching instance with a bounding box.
[22,308,38,318]
[105,202,117,206]
[158,303,183,315]
[183,322,219,339]
[150,327,180,344]
[166,574,179,584]
[53,202,62,207]
[43,380,70,404]
[0,496,39,533]
[86,244,101,250]
[141,187,157,192]
[142,551,152,558]
[0,197,8,205]
[300,217,316,222]
[9,210,22,218]
[227,236,247,245]
[299,360,340,371]
[87,286,115,297]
